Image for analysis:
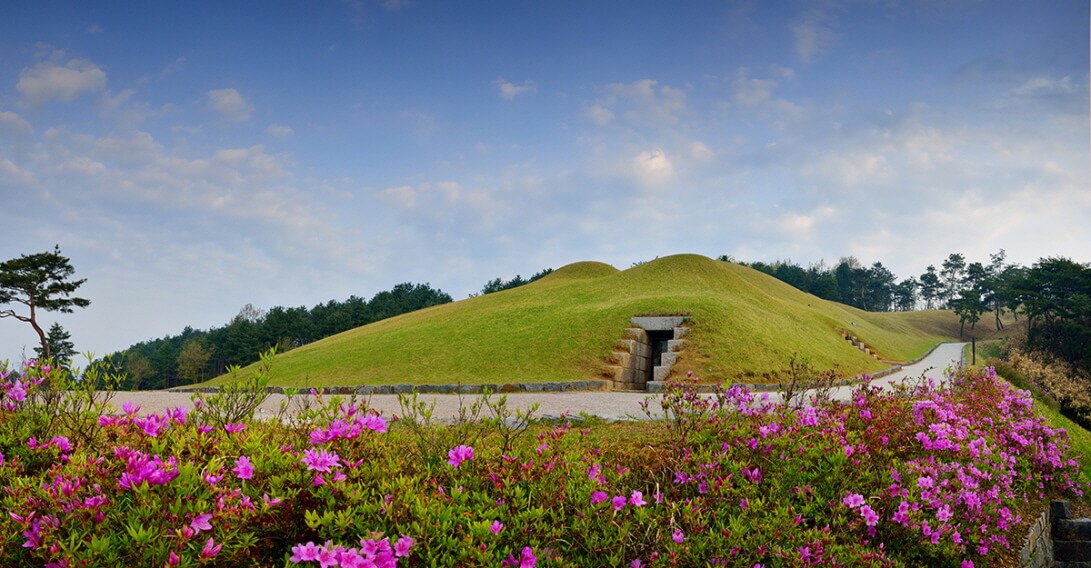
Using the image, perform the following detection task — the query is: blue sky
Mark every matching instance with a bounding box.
[1,1,1088,364]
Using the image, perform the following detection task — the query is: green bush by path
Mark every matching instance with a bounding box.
[208,255,960,388]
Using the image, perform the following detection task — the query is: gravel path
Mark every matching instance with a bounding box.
[104,343,967,421]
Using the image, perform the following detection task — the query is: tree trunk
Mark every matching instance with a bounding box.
[29,303,51,360]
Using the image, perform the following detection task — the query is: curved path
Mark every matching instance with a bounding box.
[108,343,967,421]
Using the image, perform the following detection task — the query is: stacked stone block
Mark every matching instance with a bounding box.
[607,316,688,391]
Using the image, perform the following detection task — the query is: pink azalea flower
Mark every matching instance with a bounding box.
[447,445,474,468]
[394,535,414,557]
[362,413,388,433]
[262,493,283,506]
[301,449,342,473]
[672,529,685,543]
[842,493,865,508]
[233,455,254,480]
[519,546,537,568]
[859,505,880,527]
[590,491,608,504]
[490,520,504,535]
[190,513,213,533]
[612,495,627,511]
[224,422,245,434]
[291,541,321,562]
[167,551,180,565]
[199,537,222,559]
[629,490,647,507]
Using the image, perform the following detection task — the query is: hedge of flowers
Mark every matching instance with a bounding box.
[0,356,1084,567]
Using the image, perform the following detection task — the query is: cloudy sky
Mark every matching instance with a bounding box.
[1,1,1088,364]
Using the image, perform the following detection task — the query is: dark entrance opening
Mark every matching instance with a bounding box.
[647,330,674,372]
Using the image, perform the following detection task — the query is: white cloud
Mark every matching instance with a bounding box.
[17,56,107,103]
[595,79,687,128]
[802,150,891,189]
[733,67,778,105]
[602,79,685,127]
[432,181,460,203]
[791,8,837,62]
[377,185,417,208]
[1009,75,1076,97]
[585,104,615,125]
[689,141,714,161]
[266,123,294,137]
[207,88,254,122]
[86,23,104,34]
[0,158,35,186]
[376,181,460,210]
[778,212,815,236]
[0,111,34,138]
[631,149,673,187]
[494,77,537,100]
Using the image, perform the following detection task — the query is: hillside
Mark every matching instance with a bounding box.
[205,254,961,388]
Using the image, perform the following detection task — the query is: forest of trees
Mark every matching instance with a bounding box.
[723,250,1028,336]
[104,283,452,390]
[101,266,561,390]
[723,252,1090,373]
[474,268,554,296]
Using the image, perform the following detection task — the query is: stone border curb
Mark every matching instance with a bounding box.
[173,379,610,395]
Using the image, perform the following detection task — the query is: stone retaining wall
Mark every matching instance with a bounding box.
[174,379,609,396]
[1019,500,1091,568]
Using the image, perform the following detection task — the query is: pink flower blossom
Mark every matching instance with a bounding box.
[291,541,321,562]
[859,505,880,527]
[590,491,608,504]
[199,537,222,559]
[394,535,413,557]
[301,449,341,473]
[842,493,865,508]
[233,455,254,480]
[612,495,627,511]
[629,490,647,507]
[447,445,474,468]
[190,513,213,533]
[672,529,685,543]
[490,520,504,535]
[362,413,388,433]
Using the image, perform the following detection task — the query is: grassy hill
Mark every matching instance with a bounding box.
[205,254,961,388]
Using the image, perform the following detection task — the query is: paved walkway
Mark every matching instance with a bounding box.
[107,343,967,421]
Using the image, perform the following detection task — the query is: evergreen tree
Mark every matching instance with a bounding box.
[0,246,90,360]
[34,322,76,367]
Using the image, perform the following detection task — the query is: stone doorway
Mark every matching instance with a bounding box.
[606,316,689,391]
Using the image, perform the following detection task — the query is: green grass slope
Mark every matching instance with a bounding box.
[208,254,960,388]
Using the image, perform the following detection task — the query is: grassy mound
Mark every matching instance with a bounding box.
[207,254,960,388]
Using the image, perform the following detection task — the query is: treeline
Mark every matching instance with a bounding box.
[106,283,452,389]
[473,268,554,296]
[724,252,1090,371]
[724,250,1022,336]
[1012,257,1091,371]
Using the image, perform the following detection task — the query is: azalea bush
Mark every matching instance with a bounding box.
[0,356,1084,567]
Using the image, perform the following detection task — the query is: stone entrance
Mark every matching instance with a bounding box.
[606,316,689,391]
